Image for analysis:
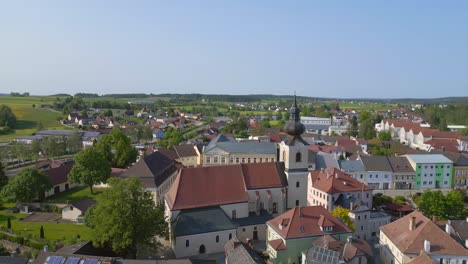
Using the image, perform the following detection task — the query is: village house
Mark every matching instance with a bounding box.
[122,151,181,205]
[379,211,468,264]
[43,160,80,197]
[266,206,353,264]
[405,154,453,189]
[388,156,416,190]
[61,197,96,223]
[442,152,468,187]
[359,156,393,190]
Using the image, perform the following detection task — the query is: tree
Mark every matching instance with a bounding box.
[347,118,359,137]
[416,190,446,220]
[85,177,168,258]
[445,190,466,219]
[96,128,137,168]
[331,206,355,231]
[68,147,111,194]
[1,168,52,202]
[67,132,83,153]
[378,131,392,141]
[40,225,45,239]
[0,105,17,129]
[103,109,113,117]
[36,121,44,131]
[0,162,8,191]
[394,195,406,205]
[7,217,11,229]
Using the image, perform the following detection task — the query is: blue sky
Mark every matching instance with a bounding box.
[1,1,467,98]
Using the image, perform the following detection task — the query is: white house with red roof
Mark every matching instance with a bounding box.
[266,206,353,264]
[308,168,391,240]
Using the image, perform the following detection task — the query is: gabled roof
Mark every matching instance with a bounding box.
[268,239,286,251]
[224,238,264,264]
[205,133,236,151]
[387,157,415,173]
[315,152,340,170]
[122,151,178,188]
[173,144,197,157]
[173,207,237,236]
[339,160,365,172]
[267,206,352,239]
[407,251,436,264]
[206,141,277,155]
[71,197,96,213]
[166,162,286,210]
[44,161,75,185]
[360,156,392,171]
[310,168,372,194]
[441,152,468,166]
[380,211,468,256]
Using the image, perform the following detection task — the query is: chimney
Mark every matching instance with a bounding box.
[424,240,430,253]
[445,223,451,236]
[347,236,353,243]
[409,216,416,231]
[432,215,437,222]
[335,173,339,179]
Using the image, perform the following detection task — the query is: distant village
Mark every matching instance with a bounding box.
[2,96,468,264]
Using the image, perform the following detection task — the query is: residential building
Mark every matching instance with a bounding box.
[202,134,277,166]
[43,160,79,197]
[307,168,390,239]
[405,154,453,189]
[387,156,416,190]
[379,211,468,264]
[339,159,366,182]
[153,144,201,167]
[442,152,468,187]
[309,145,346,160]
[266,206,353,264]
[359,156,393,190]
[278,96,315,208]
[164,162,288,258]
[303,235,373,264]
[224,237,264,264]
[122,151,180,205]
[61,197,96,223]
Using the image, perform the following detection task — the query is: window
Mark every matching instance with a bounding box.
[70,206,74,211]
[271,158,275,162]
[446,173,450,176]
[366,193,369,198]
[216,235,219,243]
[221,156,226,164]
[236,157,240,163]
[213,156,218,164]
[385,175,388,178]
[423,181,427,184]
[259,158,263,162]
[361,226,363,231]
[232,210,236,219]
[447,165,450,169]
[242,228,246,232]
[370,175,372,178]
[273,203,277,213]
[364,215,367,219]
[230,157,234,164]
[429,181,432,185]
[376,175,379,178]
[241,157,245,163]
[444,181,448,184]
[425,166,427,169]
[296,181,300,188]
[358,215,361,220]
[206,157,211,164]
[186,240,189,247]
[296,152,302,162]
[247,158,251,163]
[418,165,421,169]
[296,200,299,206]
[229,233,232,240]
[430,166,433,169]
[254,226,257,230]
[360,174,363,179]
[253,158,257,163]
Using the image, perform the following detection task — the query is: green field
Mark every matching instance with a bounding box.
[0,204,92,242]
[45,186,102,203]
[0,96,67,142]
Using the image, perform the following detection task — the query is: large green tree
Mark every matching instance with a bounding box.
[0,105,17,129]
[1,168,51,202]
[85,177,167,259]
[0,162,8,191]
[415,190,466,219]
[68,147,111,194]
[96,128,137,168]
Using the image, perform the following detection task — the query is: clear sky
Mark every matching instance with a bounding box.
[1,1,467,98]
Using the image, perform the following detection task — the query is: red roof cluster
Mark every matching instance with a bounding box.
[165,162,286,210]
[309,168,373,194]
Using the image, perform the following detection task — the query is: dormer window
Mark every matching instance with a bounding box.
[296,152,302,162]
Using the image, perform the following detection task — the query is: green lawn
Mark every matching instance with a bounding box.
[45,186,102,203]
[0,96,68,142]
[0,204,92,242]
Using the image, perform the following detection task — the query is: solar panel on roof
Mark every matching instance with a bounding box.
[83,259,100,264]
[47,256,65,264]
[65,257,81,264]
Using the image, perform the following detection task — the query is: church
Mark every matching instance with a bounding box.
[163,95,317,258]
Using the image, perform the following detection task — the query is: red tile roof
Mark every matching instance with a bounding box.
[309,145,346,154]
[336,140,357,147]
[43,161,74,185]
[421,129,459,139]
[380,211,468,256]
[267,206,352,239]
[165,162,286,210]
[309,168,373,194]
[268,239,286,251]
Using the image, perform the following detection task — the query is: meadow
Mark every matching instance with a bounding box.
[0,96,67,142]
